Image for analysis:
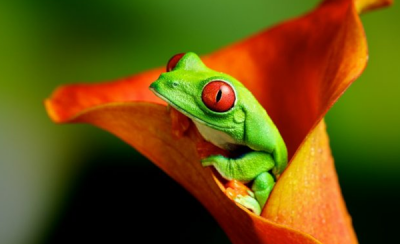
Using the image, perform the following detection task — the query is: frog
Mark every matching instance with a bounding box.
[149,52,287,215]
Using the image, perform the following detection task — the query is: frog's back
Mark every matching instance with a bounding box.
[241,90,288,177]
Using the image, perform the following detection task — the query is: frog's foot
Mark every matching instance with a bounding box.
[251,172,275,209]
[225,180,261,215]
[201,152,275,182]
[235,195,261,215]
[201,154,224,167]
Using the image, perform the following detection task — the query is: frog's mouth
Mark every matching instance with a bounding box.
[150,87,231,131]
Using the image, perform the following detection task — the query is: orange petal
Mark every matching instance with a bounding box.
[45,68,164,123]
[262,120,358,244]
[70,102,323,244]
[355,0,393,13]
[202,0,374,158]
[169,106,191,138]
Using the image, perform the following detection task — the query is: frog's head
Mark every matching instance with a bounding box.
[150,52,246,130]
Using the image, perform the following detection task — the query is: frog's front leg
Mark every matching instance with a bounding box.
[202,151,275,212]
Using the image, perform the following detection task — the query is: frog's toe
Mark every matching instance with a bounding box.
[201,155,223,167]
[225,181,261,215]
[234,195,261,215]
[201,158,214,167]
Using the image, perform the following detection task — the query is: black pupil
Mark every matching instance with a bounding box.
[216,89,222,103]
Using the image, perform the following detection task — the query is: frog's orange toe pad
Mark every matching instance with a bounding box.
[225,180,252,199]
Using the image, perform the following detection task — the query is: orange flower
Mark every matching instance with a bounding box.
[45,0,392,243]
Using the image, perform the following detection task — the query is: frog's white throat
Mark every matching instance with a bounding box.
[192,120,241,151]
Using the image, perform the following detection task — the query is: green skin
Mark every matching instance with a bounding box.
[150,52,287,215]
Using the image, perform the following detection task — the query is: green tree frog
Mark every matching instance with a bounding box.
[150,52,287,215]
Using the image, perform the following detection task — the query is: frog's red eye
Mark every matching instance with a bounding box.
[166,53,185,72]
[202,81,236,112]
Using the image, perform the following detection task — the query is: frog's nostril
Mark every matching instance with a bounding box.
[172,81,178,87]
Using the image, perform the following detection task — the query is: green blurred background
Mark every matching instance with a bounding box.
[0,0,399,243]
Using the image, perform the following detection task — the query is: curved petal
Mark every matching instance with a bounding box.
[262,120,358,243]
[70,102,323,244]
[203,0,370,158]
[45,68,164,123]
[355,0,392,13]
